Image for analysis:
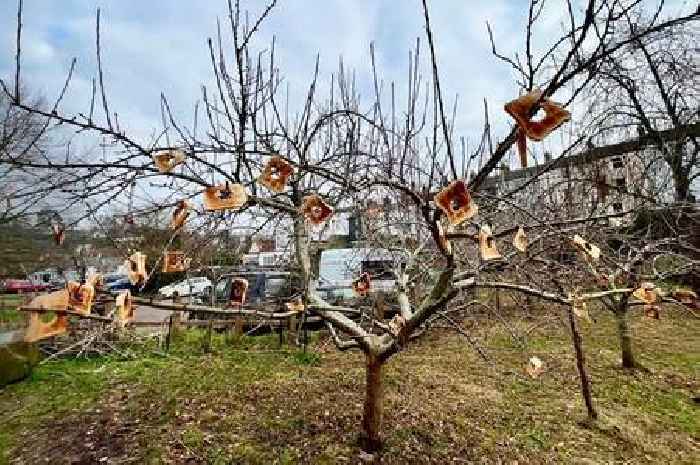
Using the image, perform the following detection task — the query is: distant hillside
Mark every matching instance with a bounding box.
[0,224,91,278]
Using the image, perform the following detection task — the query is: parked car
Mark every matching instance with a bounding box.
[104,276,133,294]
[190,270,301,323]
[1,279,51,294]
[158,277,212,299]
[210,271,300,307]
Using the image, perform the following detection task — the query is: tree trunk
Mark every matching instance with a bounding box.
[362,354,384,452]
[566,306,598,420]
[615,309,635,369]
[674,172,691,202]
[671,145,692,202]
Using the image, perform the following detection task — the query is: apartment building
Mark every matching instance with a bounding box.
[480,149,652,226]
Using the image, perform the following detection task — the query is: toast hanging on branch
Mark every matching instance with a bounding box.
[24,289,69,311]
[644,305,660,319]
[115,290,134,327]
[671,288,698,309]
[300,194,333,225]
[67,281,95,315]
[479,224,502,261]
[162,251,189,273]
[125,252,148,286]
[51,223,65,246]
[572,235,601,261]
[632,282,658,304]
[353,272,371,297]
[170,200,192,230]
[571,294,593,323]
[24,312,69,342]
[227,278,249,307]
[152,148,186,173]
[22,289,70,342]
[87,273,104,291]
[513,226,528,253]
[388,314,406,338]
[203,182,248,211]
[434,180,478,226]
[505,89,571,168]
[526,356,545,378]
[285,297,305,313]
[258,156,294,193]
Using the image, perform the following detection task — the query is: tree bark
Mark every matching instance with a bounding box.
[566,306,598,420]
[674,172,691,203]
[671,142,693,202]
[362,353,384,452]
[615,309,636,369]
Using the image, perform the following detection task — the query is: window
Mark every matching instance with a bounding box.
[611,157,623,169]
[612,202,623,212]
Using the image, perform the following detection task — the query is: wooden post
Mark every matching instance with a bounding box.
[566,306,598,420]
[287,314,297,346]
[234,316,244,336]
[164,314,173,353]
[233,316,244,342]
[224,321,233,345]
[302,312,308,353]
[204,319,213,353]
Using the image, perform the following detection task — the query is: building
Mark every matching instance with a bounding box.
[479,123,699,226]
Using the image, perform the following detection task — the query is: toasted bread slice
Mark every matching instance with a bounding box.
[258,156,294,193]
[434,180,478,226]
[300,194,334,225]
[203,182,248,211]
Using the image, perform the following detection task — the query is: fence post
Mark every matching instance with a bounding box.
[165,314,173,353]
[288,315,297,346]
[204,320,213,353]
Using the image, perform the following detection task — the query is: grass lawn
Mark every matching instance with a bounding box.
[0,309,697,464]
[0,295,24,329]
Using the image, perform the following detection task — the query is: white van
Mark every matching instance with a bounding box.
[316,248,405,301]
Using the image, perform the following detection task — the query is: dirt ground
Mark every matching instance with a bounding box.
[0,308,698,464]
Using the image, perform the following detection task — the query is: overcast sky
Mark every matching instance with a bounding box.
[0,0,693,169]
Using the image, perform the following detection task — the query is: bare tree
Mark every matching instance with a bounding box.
[582,11,699,202]
[3,0,698,452]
